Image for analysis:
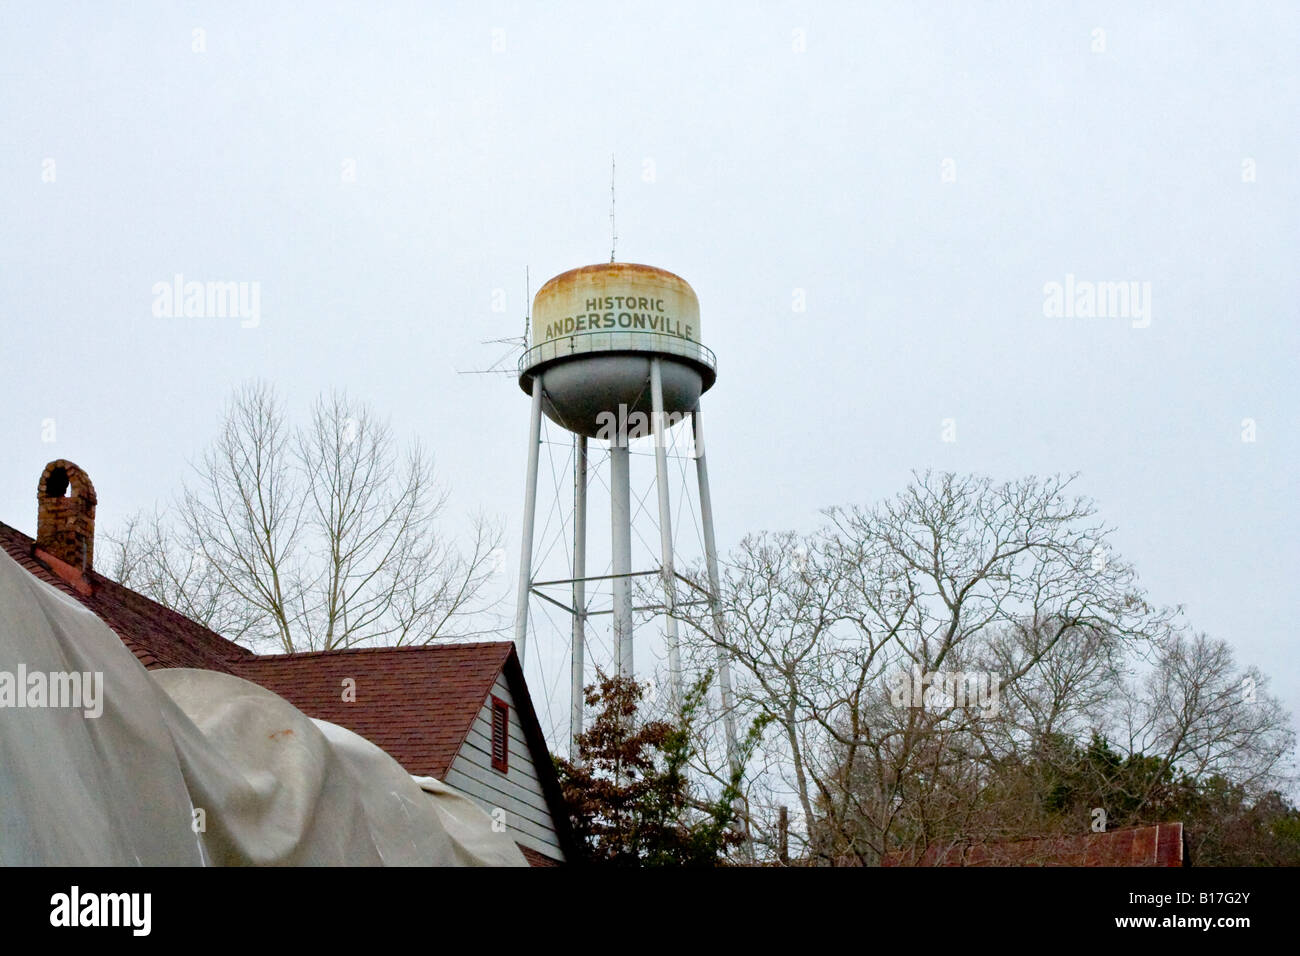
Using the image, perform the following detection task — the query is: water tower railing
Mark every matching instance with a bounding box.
[518,330,717,375]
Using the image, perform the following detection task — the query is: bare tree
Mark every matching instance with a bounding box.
[677,471,1179,864]
[677,472,1297,865]
[106,507,263,644]
[106,382,504,652]
[1117,631,1295,812]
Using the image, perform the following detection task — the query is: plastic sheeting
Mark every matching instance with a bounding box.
[0,551,525,866]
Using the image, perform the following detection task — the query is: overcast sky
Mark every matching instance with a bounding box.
[1,2,1296,744]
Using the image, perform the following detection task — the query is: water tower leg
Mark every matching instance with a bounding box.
[570,434,588,759]
[650,358,682,707]
[610,438,634,677]
[513,377,544,666]
[693,406,739,776]
[694,404,749,861]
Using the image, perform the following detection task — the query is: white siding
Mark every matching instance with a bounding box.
[445,675,566,862]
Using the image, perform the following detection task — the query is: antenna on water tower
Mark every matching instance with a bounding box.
[455,266,532,377]
[511,257,740,777]
[609,155,617,263]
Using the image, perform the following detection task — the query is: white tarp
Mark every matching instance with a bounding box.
[0,550,525,866]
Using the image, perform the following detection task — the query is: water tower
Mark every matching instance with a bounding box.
[513,262,738,760]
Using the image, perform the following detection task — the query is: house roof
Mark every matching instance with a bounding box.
[231,640,577,860]
[0,514,575,861]
[231,642,516,780]
[0,519,253,672]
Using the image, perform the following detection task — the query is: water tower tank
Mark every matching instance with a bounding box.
[518,263,717,437]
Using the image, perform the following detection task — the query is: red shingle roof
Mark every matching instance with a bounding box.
[0,520,253,672]
[231,643,515,779]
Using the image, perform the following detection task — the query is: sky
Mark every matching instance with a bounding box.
[1,2,1297,746]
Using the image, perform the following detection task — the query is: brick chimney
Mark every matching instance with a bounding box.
[36,459,97,573]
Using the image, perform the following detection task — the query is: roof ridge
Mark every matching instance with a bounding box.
[242,640,515,661]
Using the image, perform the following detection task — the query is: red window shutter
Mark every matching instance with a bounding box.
[490,696,509,773]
